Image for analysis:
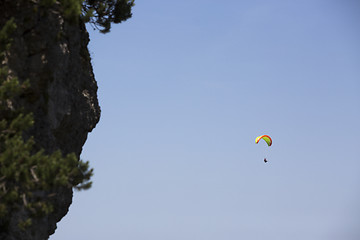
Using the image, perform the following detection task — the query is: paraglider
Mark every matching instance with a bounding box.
[255,135,272,163]
[255,135,272,146]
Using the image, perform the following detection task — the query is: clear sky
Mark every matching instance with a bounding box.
[50,1,360,239]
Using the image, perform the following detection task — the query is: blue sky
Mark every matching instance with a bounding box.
[50,1,360,239]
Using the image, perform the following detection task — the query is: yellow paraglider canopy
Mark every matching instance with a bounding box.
[255,135,272,146]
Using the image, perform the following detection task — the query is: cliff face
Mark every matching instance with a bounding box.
[1,1,100,239]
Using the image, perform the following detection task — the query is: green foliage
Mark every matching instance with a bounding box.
[82,0,134,33]
[59,0,84,22]
[0,126,93,218]
[0,19,93,230]
[39,0,134,33]
[0,18,16,56]
[18,219,32,231]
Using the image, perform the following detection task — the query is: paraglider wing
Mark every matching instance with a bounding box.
[255,135,272,146]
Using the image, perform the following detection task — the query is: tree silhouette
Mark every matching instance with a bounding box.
[82,0,134,33]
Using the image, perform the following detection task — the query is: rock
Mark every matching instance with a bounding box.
[0,1,100,239]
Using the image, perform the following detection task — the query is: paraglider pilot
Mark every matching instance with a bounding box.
[255,135,272,164]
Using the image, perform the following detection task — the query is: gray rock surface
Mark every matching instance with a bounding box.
[1,1,100,239]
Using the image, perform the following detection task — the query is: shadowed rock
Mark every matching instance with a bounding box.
[1,1,100,239]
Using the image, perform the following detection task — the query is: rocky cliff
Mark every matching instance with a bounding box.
[1,1,100,239]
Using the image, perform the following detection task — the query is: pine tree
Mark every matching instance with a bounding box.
[40,0,135,33]
[82,0,135,33]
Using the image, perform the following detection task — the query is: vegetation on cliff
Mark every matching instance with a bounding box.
[0,0,134,234]
[43,0,134,33]
[0,18,92,230]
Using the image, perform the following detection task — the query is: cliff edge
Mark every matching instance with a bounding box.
[1,1,100,239]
